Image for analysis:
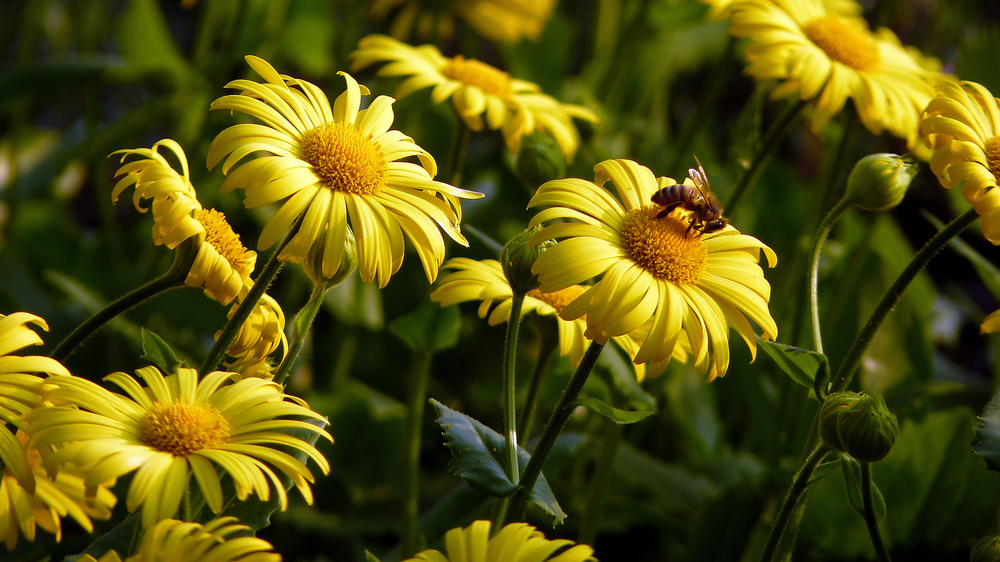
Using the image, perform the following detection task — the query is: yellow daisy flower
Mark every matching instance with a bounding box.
[727,0,941,150]
[404,520,595,562]
[113,140,257,305]
[430,257,690,380]
[218,290,288,378]
[920,80,1000,244]
[0,430,116,551]
[349,35,598,161]
[24,366,331,528]
[367,0,556,44]
[527,159,778,381]
[208,56,482,287]
[0,312,69,492]
[131,517,280,562]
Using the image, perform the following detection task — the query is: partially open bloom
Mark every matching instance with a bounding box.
[430,258,689,380]
[0,430,116,550]
[209,56,482,287]
[404,520,595,562]
[367,0,556,43]
[25,366,330,528]
[0,312,68,492]
[528,159,777,381]
[920,80,1000,244]
[728,0,943,151]
[113,140,256,305]
[218,291,288,378]
[349,35,598,161]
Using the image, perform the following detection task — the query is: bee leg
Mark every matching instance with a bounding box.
[656,201,683,219]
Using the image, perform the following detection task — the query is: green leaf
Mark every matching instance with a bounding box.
[840,457,886,521]
[757,337,827,395]
[807,459,842,486]
[430,399,566,525]
[365,551,383,562]
[140,328,183,373]
[731,85,766,174]
[974,386,1000,472]
[114,0,189,84]
[569,397,653,424]
[0,58,123,104]
[390,300,461,353]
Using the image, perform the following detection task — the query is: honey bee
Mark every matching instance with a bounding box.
[650,156,728,235]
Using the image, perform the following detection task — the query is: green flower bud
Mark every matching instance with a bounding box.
[843,153,918,212]
[500,226,551,295]
[304,228,358,290]
[818,391,862,452]
[971,534,1000,562]
[515,132,566,190]
[837,392,900,463]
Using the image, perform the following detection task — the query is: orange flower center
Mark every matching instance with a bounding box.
[985,136,1000,180]
[442,56,512,97]
[301,122,387,196]
[528,285,587,313]
[139,402,231,456]
[803,15,880,72]
[619,207,708,285]
[196,209,254,278]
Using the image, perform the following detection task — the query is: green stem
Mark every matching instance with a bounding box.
[446,115,472,186]
[578,418,622,545]
[726,99,808,214]
[273,285,326,386]
[502,292,526,485]
[199,212,304,376]
[502,340,606,525]
[830,207,979,392]
[861,462,892,562]
[49,244,194,362]
[402,349,432,558]
[808,199,851,357]
[518,315,559,443]
[759,444,830,562]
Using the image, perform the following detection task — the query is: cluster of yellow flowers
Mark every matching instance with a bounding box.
[8,0,1000,558]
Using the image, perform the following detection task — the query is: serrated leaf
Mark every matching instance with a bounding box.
[141,328,183,373]
[569,397,653,424]
[757,337,827,395]
[390,300,461,353]
[430,399,566,524]
[974,386,1000,472]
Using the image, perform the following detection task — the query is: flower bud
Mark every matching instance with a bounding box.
[843,153,918,212]
[818,391,862,452]
[836,392,900,463]
[971,534,1000,562]
[515,132,566,190]
[500,226,551,295]
[304,228,358,290]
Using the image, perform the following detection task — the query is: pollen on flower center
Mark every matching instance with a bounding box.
[301,122,387,196]
[196,209,253,277]
[528,284,587,313]
[139,402,231,456]
[442,56,513,97]
[985,136,1000,180]
[804,16,880,72]
[620,207,708,285]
